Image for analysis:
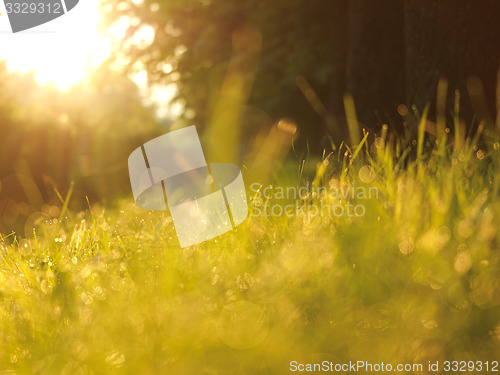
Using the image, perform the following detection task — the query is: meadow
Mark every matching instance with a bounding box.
[1,110,499,374]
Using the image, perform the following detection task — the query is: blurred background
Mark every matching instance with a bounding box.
[0,0,499,235]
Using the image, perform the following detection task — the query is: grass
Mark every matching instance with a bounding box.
[1,112,500,374]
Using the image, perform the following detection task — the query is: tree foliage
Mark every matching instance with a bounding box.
[102,0,500,147]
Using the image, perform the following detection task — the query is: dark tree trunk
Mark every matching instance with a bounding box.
[345,0,406,130]
[324,0,349,117]
[404,0,500,132]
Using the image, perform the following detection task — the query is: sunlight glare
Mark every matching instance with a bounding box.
[0,0,111,90]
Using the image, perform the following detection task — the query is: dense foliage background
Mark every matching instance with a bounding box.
[102,0,500,143]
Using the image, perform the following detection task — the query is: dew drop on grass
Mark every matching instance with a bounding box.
[72,341,89,361]
[106,350,125,367]
[359,165,376,183]
[435,226,451,247]
[457,219,474,239]
[454,252,472,275]
[80,292,93,305]
[18,240,31,256]
[397,104,408,116]
[216,301,268,350]
[374,137,385,149]
[80,266,91,279]
[72,257,78,264]
[40,280,52,295]
[422,319,438,330]
[399,237,415,255]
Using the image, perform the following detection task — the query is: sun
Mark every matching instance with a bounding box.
[0,0,111,90]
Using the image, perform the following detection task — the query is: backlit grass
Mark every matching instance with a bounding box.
[1,115,500,374]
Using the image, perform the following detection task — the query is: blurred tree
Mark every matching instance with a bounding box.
[102,0,350,148]
[101,0,500,149]
[0,63,159,234]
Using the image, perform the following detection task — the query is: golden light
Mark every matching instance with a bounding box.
[0,0,111,90]
[0,1,175,117]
